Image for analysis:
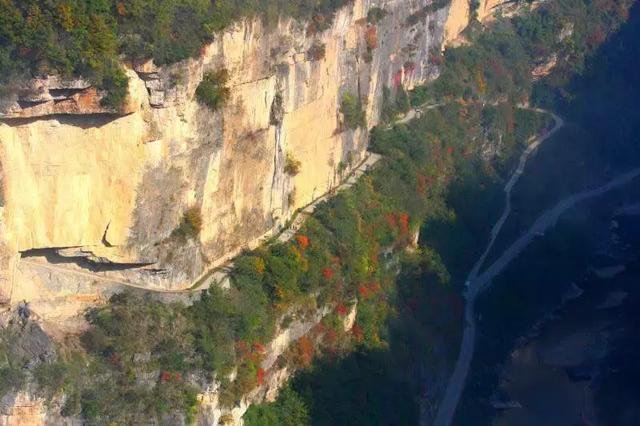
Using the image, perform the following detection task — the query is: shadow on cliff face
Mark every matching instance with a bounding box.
[20,248,154,272]
[0,113,127,129]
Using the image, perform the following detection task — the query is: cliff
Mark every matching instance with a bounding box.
[0,0,470,328]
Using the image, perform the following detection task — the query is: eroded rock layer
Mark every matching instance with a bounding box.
[0,0,468,320]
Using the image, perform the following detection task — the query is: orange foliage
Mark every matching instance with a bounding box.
[116,2,127,16]
[365,26,378,50]
[252,342,266,354]
[254,257,266,275]
[322,267,334,280]
[351,324,364,342]
[297,336,314,367]
[57,4,75,30]
[358,284,370,299]
[256,368,265,385]
[398,213,410,234]
[296,234,310,250]
[160,371,172,383]
[355,17,367,26]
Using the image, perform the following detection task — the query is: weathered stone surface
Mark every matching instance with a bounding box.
[0,73,143,118]
[0,0,463,316]
[444,0,471,46]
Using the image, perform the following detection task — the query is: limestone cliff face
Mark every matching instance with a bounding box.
[444,0,471,45]
[0,0,464,318]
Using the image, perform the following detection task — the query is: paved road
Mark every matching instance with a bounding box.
[432,108,561,426]
[390,103,444,127]
[432,109,640,426]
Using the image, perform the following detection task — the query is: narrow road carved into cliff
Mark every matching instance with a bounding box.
[14,152,383,296]
[432,109,640,426]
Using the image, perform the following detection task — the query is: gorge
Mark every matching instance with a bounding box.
[0,0,638,425]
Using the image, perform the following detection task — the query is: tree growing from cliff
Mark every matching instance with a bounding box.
[196,69,231,110]
[340,92,366,130]
[173,206,203,240]
[285,153,302,176]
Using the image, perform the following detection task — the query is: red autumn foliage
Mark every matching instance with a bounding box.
[393,69,403,88]
[116,2,127,16]
[322,267,334,280]
[324,328,338,348]
[365,26,378,50]
[335,302,348,316]
[398,213,410,234]
[369,281,382,294]
[256,368,265,385]
[298,336,314,367]
[296,235,310,250]
[174,372,182,381]
[358,284,370,299]
[446,146,454,155]
[252,342,266,354]
[160,371,172,383]
[351,324,364,342]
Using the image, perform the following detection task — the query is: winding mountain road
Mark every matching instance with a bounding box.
[14,152,382,296]
[431,109,640,426]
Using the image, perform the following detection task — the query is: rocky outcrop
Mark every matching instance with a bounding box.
[0,75,140,118]
[444,0,471,46]
[0,0,460,321]
[196,302,356,425]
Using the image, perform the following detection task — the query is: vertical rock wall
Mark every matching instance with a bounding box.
[0,0,458,312]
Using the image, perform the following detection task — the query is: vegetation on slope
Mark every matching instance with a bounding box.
[245,0,638,424]
[2,0,635,423]
[0,0,355,105]
[458,2,640,423]
[3,94,540,423]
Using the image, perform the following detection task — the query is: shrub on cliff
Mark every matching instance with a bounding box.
[0,0,355,106]
[367,7,388,24]
[173,207,203,240]
[307,42,326,61]
[196,69,231,110]
[284,153,302,176]
[340,93,366,130]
